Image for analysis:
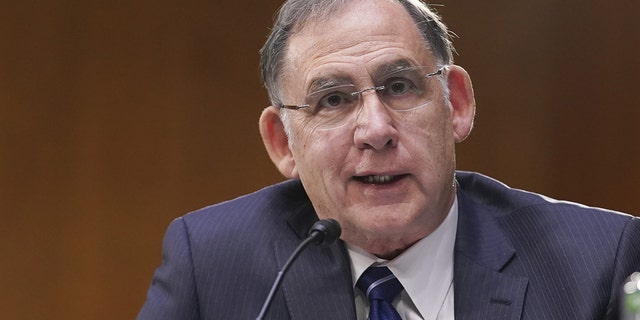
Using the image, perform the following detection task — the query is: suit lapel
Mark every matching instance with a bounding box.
[454,187,529,320]
[269,177,529,319]
[273,200,356,320]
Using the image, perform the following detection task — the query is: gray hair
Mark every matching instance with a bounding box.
[259,0,455,107]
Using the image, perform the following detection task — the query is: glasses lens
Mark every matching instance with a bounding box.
[294,67,442,130]
[304,84,360,129]
[378,66,440,111]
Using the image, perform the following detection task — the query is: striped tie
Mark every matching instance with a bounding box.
[356,266,404,320]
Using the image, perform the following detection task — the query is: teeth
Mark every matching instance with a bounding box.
[364,175,394,183]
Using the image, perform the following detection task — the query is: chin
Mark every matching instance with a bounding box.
[364,216,419,235]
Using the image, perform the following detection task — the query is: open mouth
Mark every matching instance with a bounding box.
[354,174,407,184]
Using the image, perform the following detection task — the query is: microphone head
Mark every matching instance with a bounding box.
[308,219,341,246]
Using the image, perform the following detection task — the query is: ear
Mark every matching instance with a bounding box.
[446,65,476,143]
[259,106,299,178]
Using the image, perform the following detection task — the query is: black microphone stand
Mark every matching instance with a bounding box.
[256,219,340,320]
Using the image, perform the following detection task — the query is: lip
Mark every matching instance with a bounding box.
[352,173,410,185]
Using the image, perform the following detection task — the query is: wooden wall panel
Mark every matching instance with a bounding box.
[1,1,637,318]
[446,0,640,212]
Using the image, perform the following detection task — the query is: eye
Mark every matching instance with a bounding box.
[312,89,358,112]
[384,78,416,96]
[321,93,345,107]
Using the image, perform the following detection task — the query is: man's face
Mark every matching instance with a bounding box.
[266,0,474,258]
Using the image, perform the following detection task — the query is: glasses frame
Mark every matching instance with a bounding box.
[278,66,445,112]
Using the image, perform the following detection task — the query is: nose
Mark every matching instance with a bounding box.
[353,93,398,150]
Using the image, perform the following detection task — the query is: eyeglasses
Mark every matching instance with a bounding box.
[279,66,445,130]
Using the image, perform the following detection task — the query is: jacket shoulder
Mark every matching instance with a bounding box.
[180,179,309,232]
[455,170,633,222]
[454,171,640,320]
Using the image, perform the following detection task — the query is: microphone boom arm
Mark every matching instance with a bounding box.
[255,234,318,320]
[255,219,341,320]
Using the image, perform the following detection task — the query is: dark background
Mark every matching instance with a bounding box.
[1,1,638,318]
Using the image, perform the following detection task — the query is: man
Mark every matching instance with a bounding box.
[138,0,640,319]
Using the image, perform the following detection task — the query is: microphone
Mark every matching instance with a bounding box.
[306,218,341,246]
[256,219,341,320]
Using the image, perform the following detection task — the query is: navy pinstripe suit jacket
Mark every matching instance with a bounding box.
[138,171,640,319]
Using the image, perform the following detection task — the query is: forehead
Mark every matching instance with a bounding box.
[282,0,434,95]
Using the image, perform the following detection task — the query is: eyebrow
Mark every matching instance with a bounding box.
[371,59,415,77]
[307,76,353,94]
[305,59,418,94]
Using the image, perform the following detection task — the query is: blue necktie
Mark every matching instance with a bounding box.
[356,266,404,320]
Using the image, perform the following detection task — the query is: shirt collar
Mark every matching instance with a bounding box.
[346,196,458,318]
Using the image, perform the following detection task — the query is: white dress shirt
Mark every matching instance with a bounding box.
[347,197,458,320]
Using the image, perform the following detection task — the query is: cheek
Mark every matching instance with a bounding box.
[399,104,453,142]
[289,123,350,178]
[290,128,352,218]
[397,105,456,171]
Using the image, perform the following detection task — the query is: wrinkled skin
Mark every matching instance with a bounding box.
[259,0,475,259]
